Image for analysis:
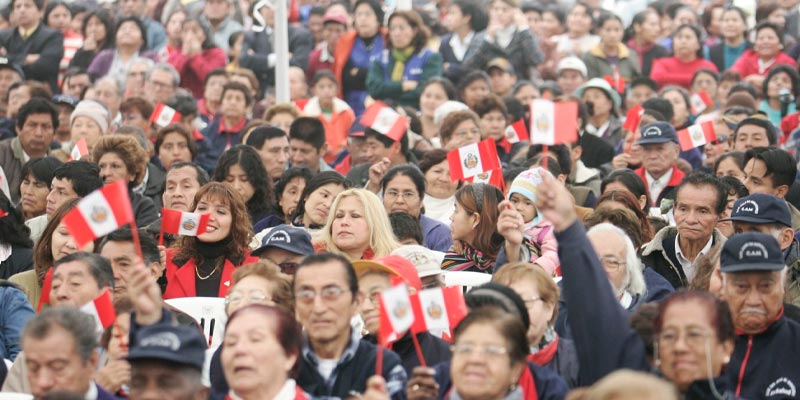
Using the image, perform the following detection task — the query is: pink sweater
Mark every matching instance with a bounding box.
[523,219,559,275]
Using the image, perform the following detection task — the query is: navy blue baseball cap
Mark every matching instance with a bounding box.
[126,324,207,371]
[636,122,679,146]
[724,193,792,228]
[52,94,79,109]
[252,224,314,257]
[0,57,24,79]
[720,232,786,273]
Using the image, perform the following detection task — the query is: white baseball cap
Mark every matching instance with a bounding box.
[556,57,588,79]
[391,245,444,278]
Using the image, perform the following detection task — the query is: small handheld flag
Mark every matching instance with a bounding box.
[360,101,408,141]
[447,138,501,181]
[504,119,529,143]
[690,91,714,115]
[69,138,89,161]
[62,180,134,248]
[530,100,578,145]
[150,103,182,128]
[677,121,717,151]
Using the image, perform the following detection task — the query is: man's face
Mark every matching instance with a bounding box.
[120,0,145,17]
[743,158,785,198]
[12,0,42,29]
[258,4,275,28]
[733,221,794,251]
[99,240,137,298]
[557,70,585,96]
[733,124,771,151]
[0,69,21,101]
[489,69,515,96]
[260,247,304,274]
[204,0,231,21]
[89,80,121,116]
[50,261,104,307]
[146,69,176,105]
[629,84,656,107]
[289,69,308,101]
[130,361,207,400]
[289,139,321,172]
[294,262,359,345]
[364,135,393,164]
[8,85,30,117]
[220,89,247,120]
[641,142,679,177]
[46,177,78,215]
[23,326,98,399]
[674,184,720,243]
[158,132,192,170]
[588,231,628,295]
[308,13,324,42]
[17,112,55,157]
[126,62,151,97]
[347,136,369,165]
[722,270,785,335]
[324,22,346,51]
[63,74,90,99]
[258,135,289,180]
[163,166,201,212]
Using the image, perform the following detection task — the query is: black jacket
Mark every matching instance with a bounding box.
[462,29,543,79]
[130,190,159,228]
[239,26,314,93]
[365,332,451,375]
[0,25,63,92]
[708,41,752,72]
[0,246,32,280]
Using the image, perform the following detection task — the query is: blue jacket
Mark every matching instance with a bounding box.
[0,283,34,361]
[366,48,443,109]
[197,116,248,173]
[421,215,452,252]
[433,360,569,400]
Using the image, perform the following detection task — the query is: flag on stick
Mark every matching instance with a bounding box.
[677,121,717,151]
[80,289,116,335]
[530,100,578,145]
[69,138,89,161]
[62,180,134,248]
[447,138,501,181]
[361,101,408,141]
[161,208,210,236]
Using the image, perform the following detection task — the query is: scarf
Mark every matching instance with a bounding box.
[528,327,559,366]
[442,241,494,272]
[391,47,415,81]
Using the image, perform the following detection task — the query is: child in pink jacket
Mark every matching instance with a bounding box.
[508,168,560,275]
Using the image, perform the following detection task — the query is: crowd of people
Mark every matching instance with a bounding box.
[1,0,800,398]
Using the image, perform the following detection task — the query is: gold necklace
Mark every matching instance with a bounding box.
[195,258,222,280]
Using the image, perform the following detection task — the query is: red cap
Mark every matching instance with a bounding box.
[353,255,422,292]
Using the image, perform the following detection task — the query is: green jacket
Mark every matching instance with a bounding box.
[581,43,641,81]
[366,48,443,109]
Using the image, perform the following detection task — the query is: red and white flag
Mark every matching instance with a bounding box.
[150,103,182,128]
[467,168,505,192]
[504,119,529,143]
[530,100,578,145]
[377,284,415,345]
[360,101,408,141]
[0,209,7,219]
[622,105,644,132]
[161,208,209,236]
[678,121,717,151]
[410,286,467,340]
[69,138,89,161]
[690,91,714,115]
[62,180,134,248]
[604,74,626,94]
[447,138,501,181]
[80,289,116,335]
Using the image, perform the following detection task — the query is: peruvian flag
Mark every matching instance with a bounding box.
[69,138,89,161]
[410,286,467,341]
[377,284,415,345]
[150,103,182,128]
[529,100,578,145]
[622,105,644,132]
[0,209,6,218]
[504,119,529,143]
[62,180,134,248]
[447,138,501,181]
[360,101,408,141]
[161,208,210,236]
[690,91,714,115]
[37,267,53,311]
[80,289,116,335]
[678,121,717,151]
[604,73,626,94]
[467,168,505,192]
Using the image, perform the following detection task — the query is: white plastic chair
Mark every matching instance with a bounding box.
[442,271,492,292]
[165,297,227,350]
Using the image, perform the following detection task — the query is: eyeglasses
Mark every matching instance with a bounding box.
[451,343,509,359]
[657,329,711,348]
[600,257,625,271]
[226,290,270,305]
[296,286,348,304]
[384,190,418,202]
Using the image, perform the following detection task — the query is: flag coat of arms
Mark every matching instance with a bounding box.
[80,289,116,335]
[622,105,644,132]
[62,180,134,247]
[151,103,182,128]
[677,121,717,151]
[378,284,415,345]
[504,119,529,143]
[447,138,501,181]
[690,91,713,115]
[467,168,505,191]
[69,138,89,161]
[360,101,408,141]
[530,100,578,145]
[161,208,210,236]
[409,286,467,340]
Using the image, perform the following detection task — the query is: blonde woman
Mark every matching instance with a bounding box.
[314,189,401,260]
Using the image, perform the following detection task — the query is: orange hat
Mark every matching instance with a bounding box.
[352,255,422,292]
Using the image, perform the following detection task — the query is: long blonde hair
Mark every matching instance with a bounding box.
[319,189,401,259]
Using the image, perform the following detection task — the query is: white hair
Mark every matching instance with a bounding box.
[587,223,648,298]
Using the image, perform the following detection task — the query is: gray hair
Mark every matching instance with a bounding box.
[53,252,115,290]
[130,56,155,70]
[94,76,124,98]
[23,307,98,361]
[147,62,181,87]
[587,223,647,298]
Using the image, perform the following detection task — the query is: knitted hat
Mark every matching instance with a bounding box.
[70,100,110,133]
[508,167,545,203]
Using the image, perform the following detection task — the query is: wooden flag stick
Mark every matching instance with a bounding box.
[410,332,427,367]
[376,344,384,376]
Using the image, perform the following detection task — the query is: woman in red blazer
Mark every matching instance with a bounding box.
[164,182,257,299]
[730,21,797,93]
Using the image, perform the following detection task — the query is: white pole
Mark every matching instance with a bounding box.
[274,0,290,103]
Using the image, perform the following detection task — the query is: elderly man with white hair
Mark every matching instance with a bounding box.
[586,222,648,309]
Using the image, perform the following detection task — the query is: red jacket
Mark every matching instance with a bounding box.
[649,57,718,89]
[634,165,685,207]
[730,49,796,78]
[163,248,258,299]
[168,47,228,99]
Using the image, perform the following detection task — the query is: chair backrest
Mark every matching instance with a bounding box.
[442,271,492,292]
[165,297,227,350]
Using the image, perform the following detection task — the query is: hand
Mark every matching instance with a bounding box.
[24,54,39,64]
[514,13,529,29]
[127,258,163,326]
[497,200,525,246]
[611,153,631,170]
[402,80,418,91]
[367,157,391,193]
[406,367,439,400]
[362,375,391,400]
[83,34,97,51]
[534,170,577,232]
[94,359,131,393]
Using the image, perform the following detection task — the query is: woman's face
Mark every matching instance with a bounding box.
[388,16,416,50]
[279,177,306,218]
[303,183,344,226]
[658,300,733,392]
[425,160,459,199]
[755,28,782,59]
[462,80,490,108]
[663,90,689,126]
[451,323,523,400]
[715,157,745,182]
[720,10,745,40]
[358,272,392,335]
[513,84,539,107]
[47,5,71,32]
[353,3,379,38]
[582,88,613,119]
[222,312,296,396]
[226,275,275,315]
[195,195,232,243]
[716,192,737,237]
[268,112,295,134]
[489,0,515,27]
[166,11,186,41]
[70,116,103,150]
[98,152,132,185]
[420,83,449,118]
[636,12,661,43]
[85,15,107,43]
[509,279,554,347]
[541,11,564,36]
[116,20,144,49]
[599,18,623,46]
[182,20,206,46]
[445,119,481,150]
[480,110,506,141]
[769,8,787,28]
[450,200,476,243]
[691,73,718,98]
[566,5,592,36]
[224,163,256,204]
[52,221,94,261]
[707,7,723,37]
[766,71,793,99]
[672,27,700,60]
[20,174,49,218]
[444,4,469,32]
[383,174,422,218]
[331,196,371,254]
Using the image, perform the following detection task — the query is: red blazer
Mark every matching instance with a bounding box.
[730,49,796,78]
[168,47,227,99]
[163,248,258,299]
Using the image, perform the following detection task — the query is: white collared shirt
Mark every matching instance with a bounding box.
[85,382,98,400]
[645,168,673,204]
[585,120,611,138]
[674,233,713,282]
[449,31,474,61]
[319,45,334,63]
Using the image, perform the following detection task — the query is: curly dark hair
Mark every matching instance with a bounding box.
[212,145,274,223]
[0,192,32,248]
